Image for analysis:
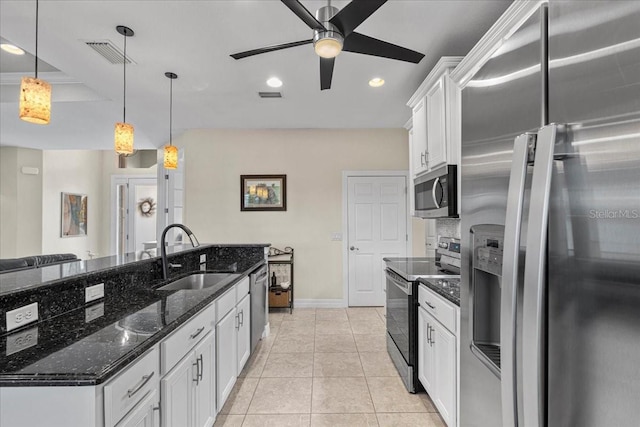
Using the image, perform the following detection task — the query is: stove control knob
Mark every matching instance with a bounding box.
[439,242,448,249]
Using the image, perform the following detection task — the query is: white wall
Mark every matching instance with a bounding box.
[0,147,43,258]
[41,150,104,258]
[179,128,419,302]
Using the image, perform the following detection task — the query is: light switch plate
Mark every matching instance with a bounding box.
[331,232,343,241]
[85,283,105,303]
[6,302,39,332]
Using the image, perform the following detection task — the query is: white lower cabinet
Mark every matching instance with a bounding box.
[418,285,458,427]
[161,331,216,427]
[236,293,251,375]
[115,389,160,427]
[216,306,238,411]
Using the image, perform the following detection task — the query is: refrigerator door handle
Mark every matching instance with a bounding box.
[501,133,536,427]
[523,124,558,427]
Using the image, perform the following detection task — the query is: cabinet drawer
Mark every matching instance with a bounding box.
[235,276,250,302]
[161,304,215,374]
[216,286,236,323]
[419,284,456,333]
[104,346,159,427]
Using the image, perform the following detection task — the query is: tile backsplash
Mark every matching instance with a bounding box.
[436,218,461,239]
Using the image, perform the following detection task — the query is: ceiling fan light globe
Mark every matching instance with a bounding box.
[314,35,343,59]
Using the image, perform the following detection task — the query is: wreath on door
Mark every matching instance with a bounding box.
[138,198,156,217]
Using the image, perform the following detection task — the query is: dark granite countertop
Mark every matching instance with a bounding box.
[0,258,266,387]
[417,278,460,307]
[383,257,460,281]
[0,243,269,297]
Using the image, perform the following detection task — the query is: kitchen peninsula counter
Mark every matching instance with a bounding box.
[0,244,268,387]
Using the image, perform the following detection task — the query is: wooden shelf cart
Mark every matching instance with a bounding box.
[268,246,294,313]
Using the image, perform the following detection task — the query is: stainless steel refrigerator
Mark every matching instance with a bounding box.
[460,2,640,426]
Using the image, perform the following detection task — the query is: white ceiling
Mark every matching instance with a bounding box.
[0,0,511,150]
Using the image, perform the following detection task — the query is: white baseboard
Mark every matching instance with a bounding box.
[293,299,347,308]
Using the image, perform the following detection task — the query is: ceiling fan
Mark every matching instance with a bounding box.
[230,0,425,90]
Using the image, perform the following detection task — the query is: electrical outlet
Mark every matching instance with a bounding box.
[331,232,343,241]
[85,283,105,303]
[6,326,39,355]
[85,303,104,323]
[200,254,207,263]
[6,302,39,332]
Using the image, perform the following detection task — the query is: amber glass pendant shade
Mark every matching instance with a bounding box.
[19,76,51,124]
[114,122,134,154]
[164,144,178,169]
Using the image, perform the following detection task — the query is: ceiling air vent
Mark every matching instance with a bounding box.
[258,91,282,98]
[85,40,135,64]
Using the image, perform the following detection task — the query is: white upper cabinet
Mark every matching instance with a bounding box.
[411,98,429,177]
[407,57,463,178]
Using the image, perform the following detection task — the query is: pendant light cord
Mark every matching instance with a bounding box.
[123,32,127,123]
[35,0,39,78]
[169,77,173,146]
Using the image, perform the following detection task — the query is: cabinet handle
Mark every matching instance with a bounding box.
[424,151,429,168]
[430,326,435,347]
[240,310,244,326]
[425,301,436,310]
[198,354,204,382]
[193,360,199,385]
[190,326,205,340]
[420,152,426,166]
[127,371,155,398]
[235,313,240,330]
[426,322,431,344]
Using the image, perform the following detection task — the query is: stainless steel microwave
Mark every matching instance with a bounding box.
[414,165,458,218]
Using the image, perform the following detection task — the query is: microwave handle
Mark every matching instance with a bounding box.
[432,177,441,209]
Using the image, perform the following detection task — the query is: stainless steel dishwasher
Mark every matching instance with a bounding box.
[250,264,268,353]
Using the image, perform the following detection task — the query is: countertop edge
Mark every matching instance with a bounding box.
[417,279,460,307]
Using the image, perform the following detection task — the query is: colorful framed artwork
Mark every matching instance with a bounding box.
[61,192,88,237]
[241,175,287,211]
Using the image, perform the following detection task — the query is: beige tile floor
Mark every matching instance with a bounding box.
[214,307,446,427]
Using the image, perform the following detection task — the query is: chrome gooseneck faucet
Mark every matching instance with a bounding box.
[160,223,200,280]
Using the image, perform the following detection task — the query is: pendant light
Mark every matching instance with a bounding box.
[19,0,51,125]
[114,25,134,155]
[163,72,178,170]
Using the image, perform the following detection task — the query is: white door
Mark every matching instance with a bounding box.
[112,175,157,256]
[347,175,408,306]
[127,178,158,253]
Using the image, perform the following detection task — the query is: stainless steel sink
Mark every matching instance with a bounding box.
[157,272,240,291]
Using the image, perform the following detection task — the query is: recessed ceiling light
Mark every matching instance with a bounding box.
[267,77,283,88]
[369,78,385,88]
[1,43,25,55]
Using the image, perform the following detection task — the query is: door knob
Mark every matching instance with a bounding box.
[350,246,359,251]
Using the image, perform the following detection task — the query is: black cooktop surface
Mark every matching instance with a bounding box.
[383,257,460,281]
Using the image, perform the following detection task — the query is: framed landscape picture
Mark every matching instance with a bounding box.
[241,175,287,211]
[61,192,88,237]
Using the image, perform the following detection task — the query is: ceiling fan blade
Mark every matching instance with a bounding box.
[320,57,335,90]
[281,0,326,31]
[329,0,387,37]
[230,39,313,60]
[343,32,424,63]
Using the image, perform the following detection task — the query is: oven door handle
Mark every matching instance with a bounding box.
[386,271,412,296]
